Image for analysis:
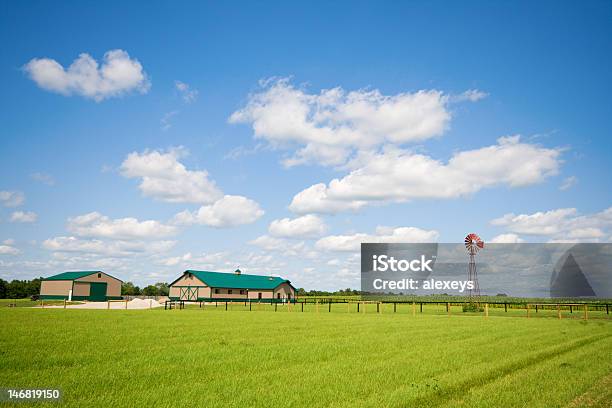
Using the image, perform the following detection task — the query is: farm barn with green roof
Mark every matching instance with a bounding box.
[39,271,123,301]
[168,269,296,302]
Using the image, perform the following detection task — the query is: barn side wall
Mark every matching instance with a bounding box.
[72,282,90,296]
[40,280,73,299]
[273,282,295,299]
[168,286,182,298]
[210,288,249,299]
[76,273,122,297]
[248,290,273,299]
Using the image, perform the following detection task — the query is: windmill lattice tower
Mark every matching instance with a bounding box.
[465,233,484,304]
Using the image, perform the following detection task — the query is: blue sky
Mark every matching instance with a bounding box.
[0,1,611,290]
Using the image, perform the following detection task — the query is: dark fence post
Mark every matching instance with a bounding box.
[536,305,538,313]
[504,303,507,312]
[606,304,609,315]
[570,305,573,313]
[357,302,360,313]
[329,302,331,313]
[394,303,396,313]
[249,302,252,311]
[301,302,304,312]
[377,303,379,313]
[225,302,228,311]
[420,303,423,313]
[275,303,277,312]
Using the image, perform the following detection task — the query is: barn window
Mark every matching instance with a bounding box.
[258,293,262,299]
[214,289,219,294]
[277,293,281,299]
[228,289,233,294]
[97,273,101,278]
[240,290,245,295]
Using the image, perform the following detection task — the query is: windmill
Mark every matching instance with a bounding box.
[465,233,484,304]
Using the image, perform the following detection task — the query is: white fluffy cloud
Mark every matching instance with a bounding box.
[121,148,222,204]
[315,226,439,252]
[268,214,327,238]
[42,236,175,257]
[157,248,291,278]
[229,78,484,166]
[173,195,264,228]
[249,235,289,251]
[175,80,198,103]
[489,233,525,243]
[248,235,317,259]
[23,49,150,101]
[0,244,20,255]
[249,235,303,251]
[0,191,25,207]
[48,253,132,272]
[491,207,612,242]
[10,211,38,223]
[290,136,561,214]
[121,148,264,229]
[157,252,193,267]
[67,212,177,239]
[157,251,230,268]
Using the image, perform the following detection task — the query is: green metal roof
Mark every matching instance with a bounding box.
[43,271,102,281]
[179,270,294,290]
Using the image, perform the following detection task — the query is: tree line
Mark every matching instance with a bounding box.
[0,278,41,299]
[121,282,169,296]
[296,288,361,296]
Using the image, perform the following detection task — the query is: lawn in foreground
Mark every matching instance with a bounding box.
[0,309,610,407]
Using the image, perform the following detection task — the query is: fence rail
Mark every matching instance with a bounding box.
[163,298,611,319]
[295,298,611,313]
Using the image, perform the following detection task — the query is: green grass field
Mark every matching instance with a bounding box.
[1,307,610,407]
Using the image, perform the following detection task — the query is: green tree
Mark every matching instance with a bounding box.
[142,285,159,296]
[121,282,141,295]
[154,282,169,296]
[0,278,42,299]
[6,280,29,299]
[28,278,41,296]
[0,278,7,298]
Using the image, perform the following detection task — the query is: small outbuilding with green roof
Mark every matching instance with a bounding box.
[168,269,296,302]
[39,271,123,301]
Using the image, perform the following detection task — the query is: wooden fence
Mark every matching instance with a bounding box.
[164,298,610,320]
